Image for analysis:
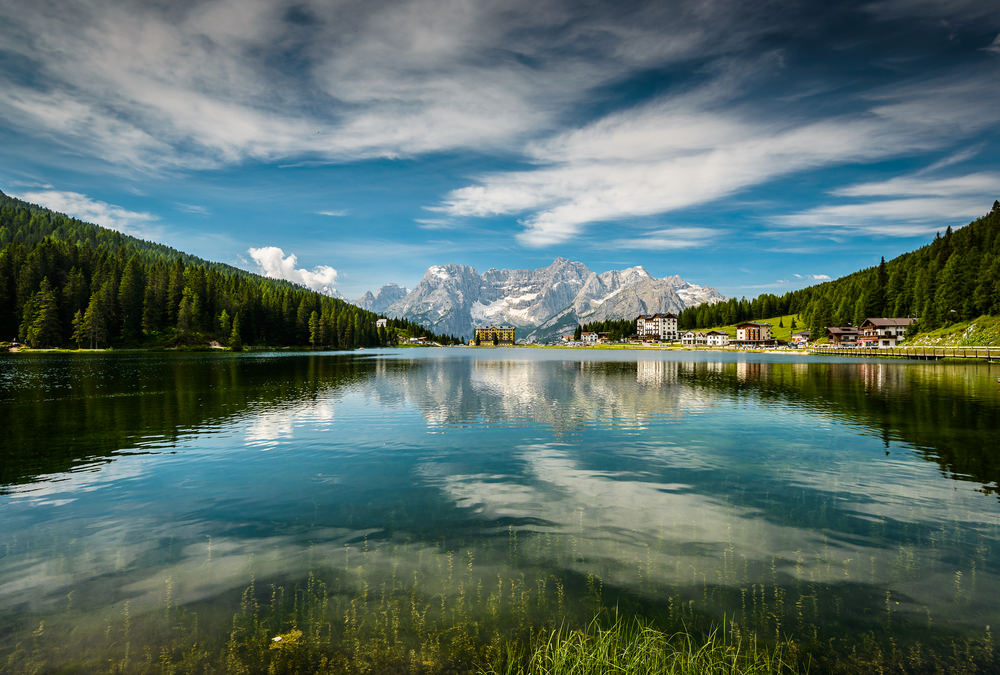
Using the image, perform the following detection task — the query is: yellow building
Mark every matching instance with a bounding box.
[474,326,515,345]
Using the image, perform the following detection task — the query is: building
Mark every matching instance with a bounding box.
[705,330,730,347]
[790,330,810,347]
[680,330,703,345]
[580,331,599,344]
[560,334,575,343]
[734,322,775,348]
[636,313,678,341]
[825,326,859,345]
[858,318,916,348]
[474,326,515,345]
[375,318,388,328]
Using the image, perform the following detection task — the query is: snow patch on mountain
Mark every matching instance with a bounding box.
[363,259,724,341]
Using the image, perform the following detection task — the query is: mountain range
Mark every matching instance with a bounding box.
[355,258,725,342]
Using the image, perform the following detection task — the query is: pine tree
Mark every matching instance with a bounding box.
[865,257,887,318]
[71,309,86,348]
[308,310,320,346]
[177,288,200,335]
[118,256,145,341]
[229,313,243,351]
[24,278,62,347]
[218,309,231,337]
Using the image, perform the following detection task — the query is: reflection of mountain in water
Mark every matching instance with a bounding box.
[369,357,719,430]
[4,352,999,503]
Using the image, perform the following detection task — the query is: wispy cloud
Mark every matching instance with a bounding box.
[437,65,1000,247]
[793,273,831,281]
[776,167,998,235]
[177,203,210,216]
[772,197,988,235]
[12,189,159,237]
[0,0,770,171]
[830,172,1000,198]
[608,227,721,251]
[248,246,340,296]
[414,218,459,230]
[316,209,348,217]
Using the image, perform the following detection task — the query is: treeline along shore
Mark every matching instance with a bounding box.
[0,191,460,349]
[676,201,1000,339]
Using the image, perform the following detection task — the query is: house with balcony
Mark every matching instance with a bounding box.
[734,322,775,348]
[705,330,730,347]
[857,318,915,348]
[825,326,859,345]
[680,330,702,345]
[636,313,678,341]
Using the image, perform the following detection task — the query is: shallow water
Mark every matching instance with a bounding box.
[1,348,999,670]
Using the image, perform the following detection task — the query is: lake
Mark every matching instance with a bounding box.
[1,348,999,672]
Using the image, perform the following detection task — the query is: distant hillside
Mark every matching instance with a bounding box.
[0,190,459,348]
[680,201,1000,339]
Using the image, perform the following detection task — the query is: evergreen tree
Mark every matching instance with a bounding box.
[308,310,320,346]
[23,278,61,347]
[229,313,243,351]
[71,309,86,348]
[118,255,145,341]
[177,288,200,335]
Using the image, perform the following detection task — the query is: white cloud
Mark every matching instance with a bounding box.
[772,197,989,235]
[831,172,1000,198]
[608,227,720,250]
[438,65,1000,247]
[177,203,210,216]
[248,246,340,296]
[0,0,768,171]
[316,209,348,217]
[793,273,831,281]
[776,168,999,236]
[987,34,1000,53]
[12,189,158,237]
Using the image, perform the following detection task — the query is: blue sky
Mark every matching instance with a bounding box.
[1,0,998,300]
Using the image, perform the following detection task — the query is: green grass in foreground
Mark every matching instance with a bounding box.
[485,618,800,675]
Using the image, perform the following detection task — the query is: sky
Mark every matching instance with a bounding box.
[1,0,998,300]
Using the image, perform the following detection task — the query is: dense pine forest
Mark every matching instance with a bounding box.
[676,201,1000,338]
[0,190,460,349]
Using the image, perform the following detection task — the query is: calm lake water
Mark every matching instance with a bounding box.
[1,348,999,672]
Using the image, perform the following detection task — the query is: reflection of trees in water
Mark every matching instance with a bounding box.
[5,353,997,499]
[0,353,377,486]
[677,359,1000,497]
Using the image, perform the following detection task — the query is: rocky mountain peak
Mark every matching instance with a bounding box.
[366,258,724,342]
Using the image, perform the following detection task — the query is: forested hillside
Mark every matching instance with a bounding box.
[0,190,460,348]
[679,201,1000,338]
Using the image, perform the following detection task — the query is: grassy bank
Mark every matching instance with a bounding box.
[696,314,805,342]
[904,315,1000,347]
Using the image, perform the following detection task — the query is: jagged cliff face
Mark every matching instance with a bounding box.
[354,283,409,314]
[369,258,725,341]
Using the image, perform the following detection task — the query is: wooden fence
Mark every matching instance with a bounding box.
[811,346,1000,361]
